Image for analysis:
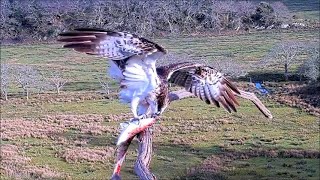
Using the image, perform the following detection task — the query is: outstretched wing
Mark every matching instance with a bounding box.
[58,28,167,107]
[58,28,166,61]
[157,62,241,113]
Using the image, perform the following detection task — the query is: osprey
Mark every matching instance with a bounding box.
[59,29,273,179]
[58,28,271,119]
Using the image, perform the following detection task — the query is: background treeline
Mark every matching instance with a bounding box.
[1,0,293,42]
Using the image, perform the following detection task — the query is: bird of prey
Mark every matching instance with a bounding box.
[58,28,272,120]
[59,28,273,179]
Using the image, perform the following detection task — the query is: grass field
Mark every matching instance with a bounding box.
[1,26,319,180]
[2,29,319,91]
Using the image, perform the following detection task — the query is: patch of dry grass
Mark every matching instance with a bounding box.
[0,144,64,179]
[1,118,65,140]
[1,114,122,141]
[59,147,115,163]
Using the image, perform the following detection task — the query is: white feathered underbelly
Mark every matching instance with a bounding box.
[109,59,159,104]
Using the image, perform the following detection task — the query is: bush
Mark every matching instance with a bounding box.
[299,46,320,82]
[1,0,292,43]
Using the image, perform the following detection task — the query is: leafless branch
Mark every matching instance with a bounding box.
[97,75,111,95]
[1,64,10,100]
[48,71,68,94]
[259,41,306,81]
[12,65,43,100]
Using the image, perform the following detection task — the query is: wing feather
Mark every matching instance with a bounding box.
[59,28,167,105]
[191,83,197,94]
[184,76,193,91]
[199,86,207,103]
[217,96,232,113]
[207,84,221,107]
[157,62,240,113]
[195,83,201,97]
[58,28,166,61]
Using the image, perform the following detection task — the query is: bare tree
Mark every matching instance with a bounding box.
[271,1,291,25]
[97,74,111,95]
[299,44,320,82]
[12,65,42,100]
[210,58,249,78]
[1,64,10,100]
[234,1,256,31]
[260,41,305,81]
[47,71,68,94]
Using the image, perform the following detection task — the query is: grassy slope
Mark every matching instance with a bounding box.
[2,29,318,92]
[1,29,319,179]
[1,98,318,179]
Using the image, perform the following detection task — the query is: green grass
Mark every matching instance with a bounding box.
[1,28,319,179]
[2,29,319,94]
[1,96,318,179]
[295,11,320,21]
[228,157,320,180]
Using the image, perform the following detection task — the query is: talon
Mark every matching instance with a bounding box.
[137,114,147,119]
[151,112,160,118]
[119,122,129,131]
[130,118,140,125]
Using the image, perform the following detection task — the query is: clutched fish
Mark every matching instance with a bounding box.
[116,117,157,146]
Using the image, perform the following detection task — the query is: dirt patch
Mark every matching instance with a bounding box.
[219,148,320,159]
[189,155,227,173]
[59,146,115,163]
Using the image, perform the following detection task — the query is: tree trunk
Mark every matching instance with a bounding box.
[4,92,8,101]
[25,89,29,100]
[284,63,289,81]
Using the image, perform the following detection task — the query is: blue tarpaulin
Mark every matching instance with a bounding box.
[255,82,269,94]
